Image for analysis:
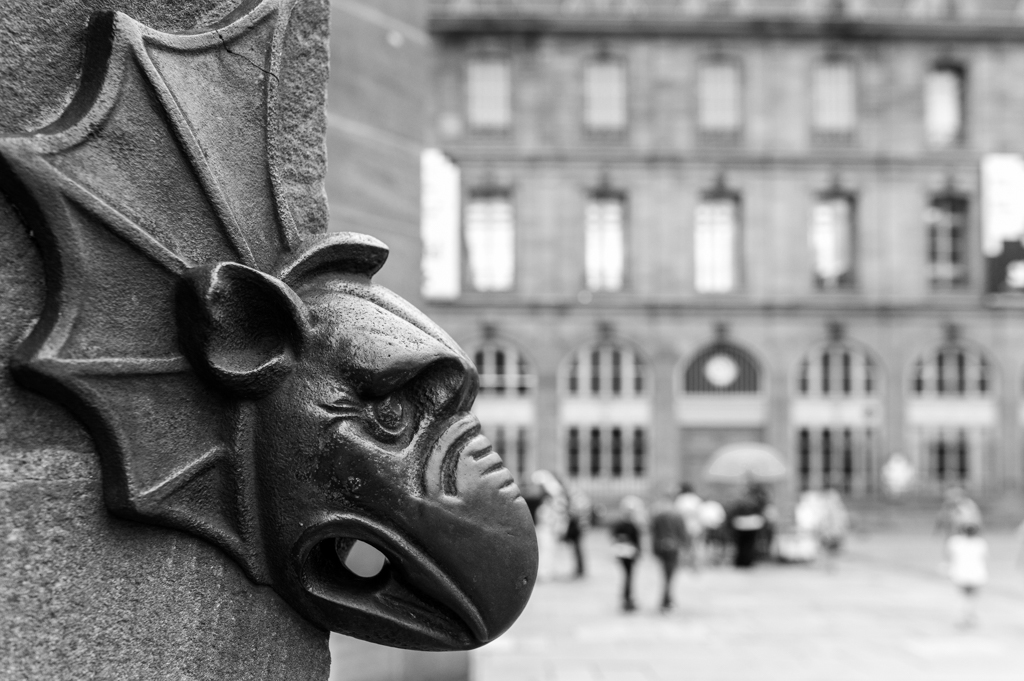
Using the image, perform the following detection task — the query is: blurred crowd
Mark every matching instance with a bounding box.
[520,472,1018,628]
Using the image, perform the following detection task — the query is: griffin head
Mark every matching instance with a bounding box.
[0,0,537,650]
[175,234,537,648]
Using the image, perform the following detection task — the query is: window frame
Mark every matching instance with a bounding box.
[910,344,992,398]
[696,56,744,145]
[925,191,970,291]
[583,189,629,292]
[582,56,629,135]
[810,57,858,146]
[809,190,858,292]
[693,187,743,294]
[465,57,513,133]
[924,62,967,149]
[462,187,517,293]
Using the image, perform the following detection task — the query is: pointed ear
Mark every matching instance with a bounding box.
[176,262,308,397]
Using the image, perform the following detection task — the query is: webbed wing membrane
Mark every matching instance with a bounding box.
[0,0,302,580]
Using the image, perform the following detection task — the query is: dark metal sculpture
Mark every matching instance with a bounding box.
[0,0,537,650]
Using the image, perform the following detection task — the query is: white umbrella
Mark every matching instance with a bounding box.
[703,442,787,483]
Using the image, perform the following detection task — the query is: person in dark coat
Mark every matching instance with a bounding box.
[650,496,689,612]
[554,473,590,579]
[610,496,644,612]
[728,492,766,568]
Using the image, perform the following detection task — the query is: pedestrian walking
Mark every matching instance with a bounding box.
[674,483,704,570]
[698,498,728,566]
[817,487,850,571]
[945,523,987,628]
[651,494,688,612]
[935,485,982,538]
[555,473,590,579]
[610,495,644,612]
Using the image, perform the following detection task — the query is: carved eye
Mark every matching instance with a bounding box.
[368,393,413,441]
[374,395,403,429]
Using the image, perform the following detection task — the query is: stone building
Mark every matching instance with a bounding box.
[420,0,1024,507]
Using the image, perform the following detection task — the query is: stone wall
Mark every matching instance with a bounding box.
[326,0,430,305]
[0,2,333,679]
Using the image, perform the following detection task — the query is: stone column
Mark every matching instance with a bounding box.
[0,2,332,679]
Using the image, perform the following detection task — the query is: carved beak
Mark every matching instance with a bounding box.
[294,515,490,649]
[264,285,538,649]
[289,411,538,650]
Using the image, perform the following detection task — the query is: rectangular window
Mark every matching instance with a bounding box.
[568,427,580,477]
[610,427,623,478]
[928,430,969,483]
[632,428,646,476]
[420,149,462,300]
[585,195,626,291]
[515,427,528,479]
[812,61,856,138]
[589,428,602,476]
[466,59,511,130]
[611,349,622,395]
[697,60,742,135]
[841,429,854,494]
[465,193,515,291]
[810,195,855,290]
[926,195,969,289]
[799,428,811,491]
[821,429,833,488]
[694,196,740,293]
[493,426,506,461]
[925,66,965,147]
[584,60,627,132]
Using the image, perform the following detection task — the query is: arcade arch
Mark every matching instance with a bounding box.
[791,341,882,495]
[905,343,996,490]
[676,341,767,485]
[560,340,651,496]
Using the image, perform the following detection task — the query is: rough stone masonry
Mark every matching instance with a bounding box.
[0,1,332,678]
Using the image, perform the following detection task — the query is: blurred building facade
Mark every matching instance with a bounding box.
[421,0,1024,506]
[325,2,468,680]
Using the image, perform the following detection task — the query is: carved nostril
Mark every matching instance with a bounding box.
[339,539,389,579]
[303,537,392,589]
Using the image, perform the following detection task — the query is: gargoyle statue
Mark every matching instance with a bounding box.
[0,0,538,650]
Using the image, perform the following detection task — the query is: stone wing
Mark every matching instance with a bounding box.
[0,0,300,573]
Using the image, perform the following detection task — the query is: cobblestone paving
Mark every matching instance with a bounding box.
[472,530,1024,681]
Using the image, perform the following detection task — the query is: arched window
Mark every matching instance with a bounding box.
[910,345,990,397]
[473,342,534,396]
[683,343,759,394]
[565,342,646,398]
[561,341,651,493]
[792,342,882,495]
[906,343,996,489]
[470,341,536,481]
[798,342,876,397]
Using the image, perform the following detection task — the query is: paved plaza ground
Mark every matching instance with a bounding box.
[471,527,1024,681]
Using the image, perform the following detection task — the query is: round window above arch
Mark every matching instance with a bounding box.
[683,343,760,394]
